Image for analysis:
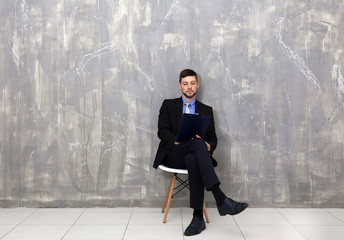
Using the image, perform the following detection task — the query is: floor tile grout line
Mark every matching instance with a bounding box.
[327,210,344,224]
[232,214,247,240]
[0,208,39,239]
[180,208,185,240]
[121,207,134,240]
[275,208,293,225]
[59,208,87,240]
[275,208,308,240]
[276,208,344,226]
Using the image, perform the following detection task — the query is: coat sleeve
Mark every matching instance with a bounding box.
[157,100,176,150]
[205,107,217,154]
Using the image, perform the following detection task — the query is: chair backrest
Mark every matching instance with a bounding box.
[158,165,188,174]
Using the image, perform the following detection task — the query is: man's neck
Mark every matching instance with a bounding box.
[182,95,196,103]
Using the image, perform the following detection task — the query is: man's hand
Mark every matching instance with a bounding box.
[174,141,180,145]
[195,135,211,151]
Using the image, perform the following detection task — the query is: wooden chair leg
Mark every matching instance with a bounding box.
[203,202,210,223]
[162,174,175,213]
[163,174,176,223]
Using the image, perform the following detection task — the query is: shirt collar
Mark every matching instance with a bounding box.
[182,96,196,107]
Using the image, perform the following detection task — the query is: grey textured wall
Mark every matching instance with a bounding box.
[0,0,343,208]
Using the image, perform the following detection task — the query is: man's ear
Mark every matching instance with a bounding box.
[178,82,182,90]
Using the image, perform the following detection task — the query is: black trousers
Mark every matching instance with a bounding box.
[166,138,220,209]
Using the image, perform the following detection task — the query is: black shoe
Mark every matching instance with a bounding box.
[184,217,206,236]
[217,198,249,216]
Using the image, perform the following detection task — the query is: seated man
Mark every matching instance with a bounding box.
[153,69,248,236]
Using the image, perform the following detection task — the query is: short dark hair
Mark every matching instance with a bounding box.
[179,69,198,83]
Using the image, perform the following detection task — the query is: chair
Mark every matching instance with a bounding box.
[158,164,210,223]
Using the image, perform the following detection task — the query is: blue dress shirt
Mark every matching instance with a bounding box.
[182,96,196,114]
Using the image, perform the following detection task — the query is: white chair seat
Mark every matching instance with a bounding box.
[158,164,188,174]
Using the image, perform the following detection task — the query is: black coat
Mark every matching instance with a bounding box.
[153,97,218,169]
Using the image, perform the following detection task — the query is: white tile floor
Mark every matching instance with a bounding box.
[0,207,343,240]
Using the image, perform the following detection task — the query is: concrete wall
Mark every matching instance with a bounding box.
[0,0,343,208]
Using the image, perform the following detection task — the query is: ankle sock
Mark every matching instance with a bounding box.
[210,184,227,206]
[193,208,204,220]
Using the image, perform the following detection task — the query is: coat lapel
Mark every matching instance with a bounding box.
[195,99,201,114]
[176,97,183,121]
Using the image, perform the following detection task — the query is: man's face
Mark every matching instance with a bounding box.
[179,76,199,101]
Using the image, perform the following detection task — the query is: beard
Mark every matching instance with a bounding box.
[182,90,197,99]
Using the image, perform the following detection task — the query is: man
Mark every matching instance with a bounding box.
[153,69,248,236]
